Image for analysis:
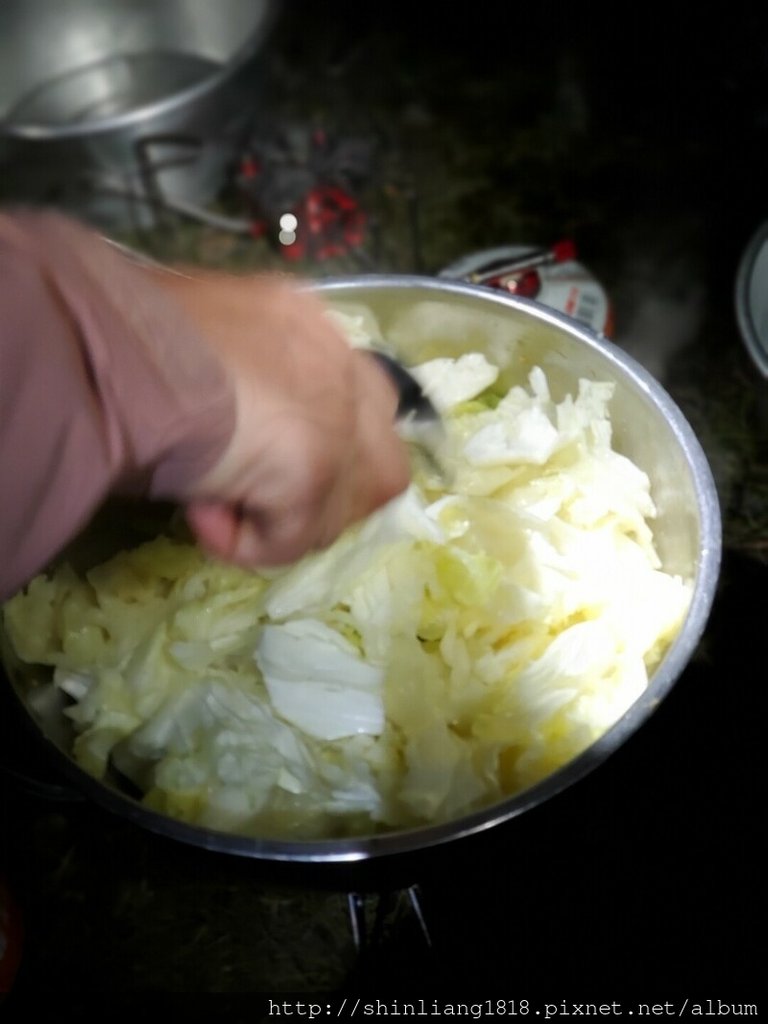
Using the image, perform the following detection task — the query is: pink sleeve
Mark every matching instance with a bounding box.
[0,209,235,600]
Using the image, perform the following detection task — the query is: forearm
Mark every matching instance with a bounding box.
[0,209,234,600]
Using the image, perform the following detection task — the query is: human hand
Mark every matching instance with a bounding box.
[156,270,410,568]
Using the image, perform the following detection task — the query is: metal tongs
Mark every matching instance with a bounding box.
[368,349,449,482]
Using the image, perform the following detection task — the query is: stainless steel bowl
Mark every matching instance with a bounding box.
[0,0,277,227]
[1,276,722,883]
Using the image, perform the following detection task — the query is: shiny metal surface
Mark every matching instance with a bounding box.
[2,276,722,872]
[0,0,277,225]
[735,219,768,377]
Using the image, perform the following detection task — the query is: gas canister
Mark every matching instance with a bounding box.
[439,241,613,337]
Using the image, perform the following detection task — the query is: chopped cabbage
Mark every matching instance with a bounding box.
[255,619,385,741]
[1,347,693,840]
[409,353,500,412]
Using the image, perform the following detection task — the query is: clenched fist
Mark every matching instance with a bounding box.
[157,271,410,567]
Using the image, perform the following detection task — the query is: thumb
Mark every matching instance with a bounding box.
[185,498,326,568]
[185,500,249,563]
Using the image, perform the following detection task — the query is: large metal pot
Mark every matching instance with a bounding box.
[0,0,277,228]
[0,276,722,891]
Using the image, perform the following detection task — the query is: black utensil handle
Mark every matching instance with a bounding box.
[368,350,437,422]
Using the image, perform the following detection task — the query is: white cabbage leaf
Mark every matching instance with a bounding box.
[255,619,385,741]
[409,353,500,412]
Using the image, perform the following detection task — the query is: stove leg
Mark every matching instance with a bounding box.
[344,885,436,987]
[405,883,433,949]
